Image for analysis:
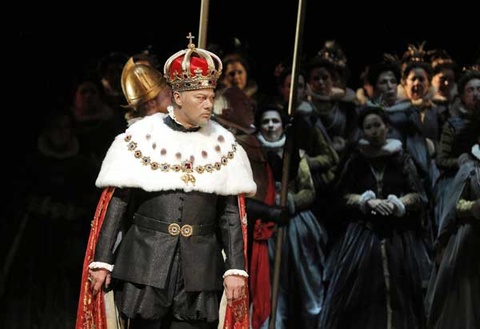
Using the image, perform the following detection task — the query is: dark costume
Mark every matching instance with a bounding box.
[319,139,427,329]
[257,132,329,329]
[76,113,256,328]
[426,144,480,329]
[2,128,97,329]
[433,107,479,229]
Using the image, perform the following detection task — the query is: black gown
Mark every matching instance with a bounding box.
[426,152,480,329]
[319,141,427,329]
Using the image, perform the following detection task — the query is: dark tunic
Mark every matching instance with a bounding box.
[94,116,245,322]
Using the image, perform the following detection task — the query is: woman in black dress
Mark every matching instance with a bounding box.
[319,106,427,329]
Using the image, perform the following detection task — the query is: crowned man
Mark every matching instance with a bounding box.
[76,34,256,329]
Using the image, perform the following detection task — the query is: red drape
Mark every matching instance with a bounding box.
[75,187,115,329]
[250,165,276,329]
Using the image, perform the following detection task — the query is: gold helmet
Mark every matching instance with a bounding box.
[121,57,168,109]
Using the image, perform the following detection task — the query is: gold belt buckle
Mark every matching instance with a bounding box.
[168,223,181,236]
[181,224,193,237]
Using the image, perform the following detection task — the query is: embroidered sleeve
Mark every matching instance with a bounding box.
[403,155,427,211]
[291,157,315,211]
[436,122,457,170]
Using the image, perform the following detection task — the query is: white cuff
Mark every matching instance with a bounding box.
[223,269,249,279]
[88,262,114,272]
[388,194,406,217]
[359,190,376,214]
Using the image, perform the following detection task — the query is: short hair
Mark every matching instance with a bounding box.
[254,104,286,131]
[358,106,389,128]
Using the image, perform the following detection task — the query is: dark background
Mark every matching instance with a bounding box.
[16,1,479,151]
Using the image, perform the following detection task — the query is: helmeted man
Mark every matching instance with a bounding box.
[120,57,172,126]
[76,35,256,329]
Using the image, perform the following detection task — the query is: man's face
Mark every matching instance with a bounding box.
[374,71,398,106]
[174,89,215,127]
[462,78,480,113]
[260,110,283,142]
[404,67,430,101]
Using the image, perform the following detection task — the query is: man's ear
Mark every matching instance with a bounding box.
[173,91,183,107]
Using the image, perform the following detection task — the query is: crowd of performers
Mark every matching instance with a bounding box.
[3,38,479,329]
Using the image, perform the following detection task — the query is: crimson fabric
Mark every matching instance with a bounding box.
[250,165,276,329]
[76,187,115,329]
[223,194,251,329]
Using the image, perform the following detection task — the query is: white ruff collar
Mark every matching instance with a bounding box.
[256,133,286,149]
[358,138,403,158]
[472,144,480,161]
[96,113,256,196]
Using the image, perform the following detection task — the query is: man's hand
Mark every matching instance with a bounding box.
[224,275,246,306]
[88,268,111,296]
[367,199,394,216]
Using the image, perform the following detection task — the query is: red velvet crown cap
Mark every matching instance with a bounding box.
[170,55,210,81]
[163,35,223,92]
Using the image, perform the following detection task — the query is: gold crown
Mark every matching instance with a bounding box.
[163,33,223,92]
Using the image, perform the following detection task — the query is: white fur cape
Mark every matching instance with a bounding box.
[96,113,257,196]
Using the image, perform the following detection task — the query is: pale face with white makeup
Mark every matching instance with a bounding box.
[260,110,284,142]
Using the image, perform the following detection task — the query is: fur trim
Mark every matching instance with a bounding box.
[472,144,480,161]
[96,113,257,196]
[387,194,406,217]
[358,139,403,158]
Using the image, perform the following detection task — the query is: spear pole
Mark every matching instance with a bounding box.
[269,0,307,327]
[198,0,210,48]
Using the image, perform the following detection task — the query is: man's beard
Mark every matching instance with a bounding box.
[198,117,210,127]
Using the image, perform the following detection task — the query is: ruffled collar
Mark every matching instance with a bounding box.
[358,138,402,158]
[256,133,286,149]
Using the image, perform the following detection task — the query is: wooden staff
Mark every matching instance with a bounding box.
[269,0,308,327]
[198,0,210,48]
